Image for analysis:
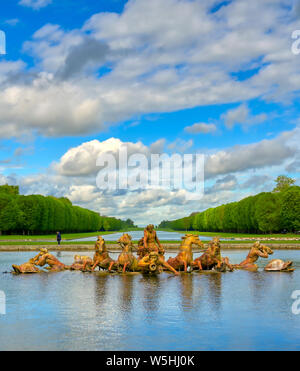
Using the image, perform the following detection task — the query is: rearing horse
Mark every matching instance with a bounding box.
[167,234,204,272]
[90,236,115,271]
[193,237,234,271]
[109,233,139,272]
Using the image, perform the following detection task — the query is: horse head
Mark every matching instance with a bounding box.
[118,233,133,251]
[96,236,106,253]
[181,234,204,249]
[207,237,221,257]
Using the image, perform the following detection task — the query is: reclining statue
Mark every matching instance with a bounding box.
[167,234,204,272]
[35,248,69,272]
[234,241,273,271]
[193,237,234,272]
[12,255,41,274]
[70,255,93,271]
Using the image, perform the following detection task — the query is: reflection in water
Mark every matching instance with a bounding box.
[1,250,300,351]
[206,273,223,314]
[119,274,134,315]
[179,274,194,311]
[94,274,108,307]
[140,275,161,321]
[248,271,267,306]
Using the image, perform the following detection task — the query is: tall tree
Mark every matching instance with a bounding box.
[273,175,295,193]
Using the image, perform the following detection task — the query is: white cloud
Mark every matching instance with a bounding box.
[0,60,25,82]
[5,19,20,26]
[24,127,295,224]
[185,122,217,134]
[54,138,150,177]
[0,0,298,138]
[205,128,299,178]
[222,104,267,129]
[66,185,100,203]
[168,139,193,153]
[19,0,52,10]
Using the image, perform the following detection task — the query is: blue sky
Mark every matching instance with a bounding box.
[0,0,299,225]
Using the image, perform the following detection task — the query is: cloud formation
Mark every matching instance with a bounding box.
[19,0,52,10]
[185,122,217,134]
[222,104,267,129]
[205,128,298,178]
[1,0,299,138]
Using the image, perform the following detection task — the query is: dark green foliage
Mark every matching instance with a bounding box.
[273,175,295,193]
[0,185,19,196]
[280,186,300,232]
[0,184,132,235]
[158,186,300,233]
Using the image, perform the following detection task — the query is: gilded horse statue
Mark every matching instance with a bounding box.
[193,237,234,271]
[90,236,115,271]
[109,233,139,272]
[167,234,204,272]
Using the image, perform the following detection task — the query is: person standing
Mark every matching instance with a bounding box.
[56,231,62,246]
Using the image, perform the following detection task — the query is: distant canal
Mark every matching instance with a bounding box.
[0,249,300,350]
[71,230,217,242]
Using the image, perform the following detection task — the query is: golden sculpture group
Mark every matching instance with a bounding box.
[12,225,294,275]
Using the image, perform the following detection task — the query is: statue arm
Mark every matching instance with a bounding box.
[36,255,46,267]
[256,249,268,258]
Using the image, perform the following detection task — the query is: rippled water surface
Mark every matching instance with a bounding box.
[0,249,300,351]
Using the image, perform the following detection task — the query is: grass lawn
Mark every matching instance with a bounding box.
[0,229,143,241]
[0,231,114,241]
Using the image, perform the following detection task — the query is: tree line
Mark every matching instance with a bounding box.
[0,185,136,235]
[159,178,300,234]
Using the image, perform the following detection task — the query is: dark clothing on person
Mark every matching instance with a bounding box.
[57,232,62,246]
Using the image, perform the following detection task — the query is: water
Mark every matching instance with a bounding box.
[0,249,300,351]
[72,230,216,242]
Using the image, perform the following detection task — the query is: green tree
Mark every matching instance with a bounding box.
[280,186,300,232]
[255,193,281,233]
[273,175,295,193]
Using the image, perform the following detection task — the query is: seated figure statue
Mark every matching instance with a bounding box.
[137,224,179,275]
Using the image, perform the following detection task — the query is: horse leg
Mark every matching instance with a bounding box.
[123,262,128,273]
[91,261,98,271]
[223,257,234,271]
[108,261,115,272]
[184,260,187,272]
[197,260,203,271]
[161,259,179,275]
